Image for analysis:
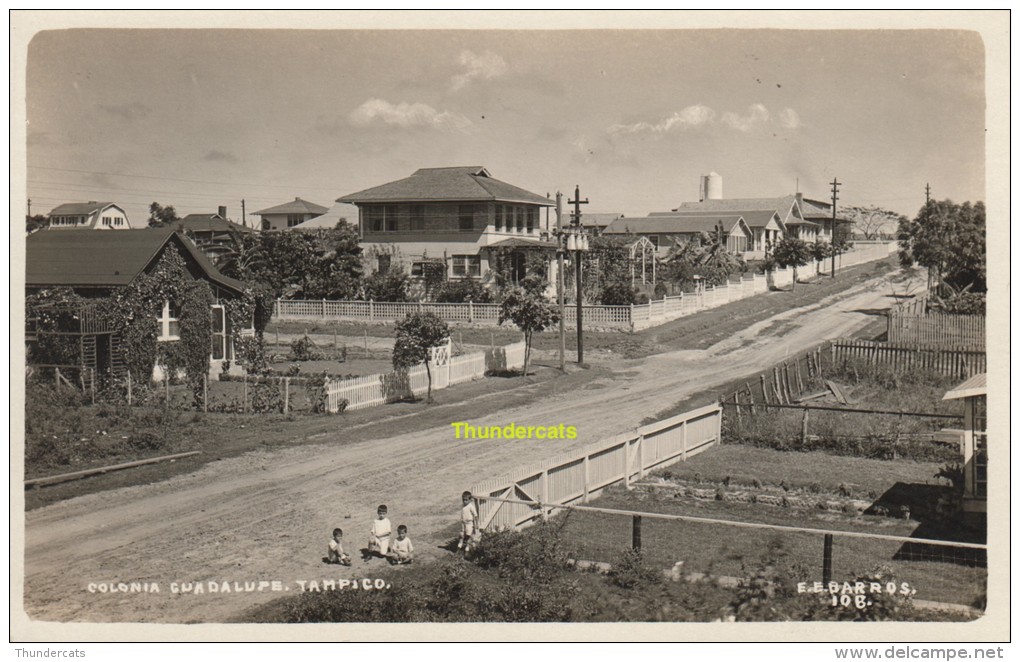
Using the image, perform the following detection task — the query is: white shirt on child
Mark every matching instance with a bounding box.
[328,539,344,554]
[391,537,413,555]
[372,517,392,539]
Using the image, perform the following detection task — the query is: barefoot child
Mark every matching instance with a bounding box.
[458,491,478,554]
[366,505,392,558]
[387,525,414,565]
[327,528,351,566]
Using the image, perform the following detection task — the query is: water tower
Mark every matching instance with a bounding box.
[698,172,723,202]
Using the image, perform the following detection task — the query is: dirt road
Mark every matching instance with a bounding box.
[21,269,922,623]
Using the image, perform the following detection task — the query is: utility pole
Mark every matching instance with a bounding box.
[925,183,931,206]
[27,198,31,217]
[830,177,841,278]
[241,199,247,228]
[555,192,565,372]
[568,185,589,365]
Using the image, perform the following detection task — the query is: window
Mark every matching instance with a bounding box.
[102,216,112,226]
[367,206,384,233]
[526,208,536,233]
[287,214,305,228]
[973,395,987,498]
[384,205,398,232]
[452,254,481,278]
[410,205,425,232]
[377,254,392,274]
[495,205,504,231]
[515,207,524,233]
[458,205,476,232]
[648,235,660,248]
[157,301,181,342]
[210,305,227,360]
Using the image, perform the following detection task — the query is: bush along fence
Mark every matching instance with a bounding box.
[274,242,898,332]
[324,340,525,413]
[470,402,722,532]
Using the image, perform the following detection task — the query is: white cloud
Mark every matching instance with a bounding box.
[451,50,508,91]
[721,103,770,131]
[779,107,802,129]
[348,98,473,131]
[608,104,716,135]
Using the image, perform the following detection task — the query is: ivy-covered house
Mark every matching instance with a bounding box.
[338,166,557,289]
[26,228,258,385]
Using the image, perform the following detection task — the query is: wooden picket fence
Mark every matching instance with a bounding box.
[324,340,526,413]
[888,309,985,349]
[470,403,722,532]
[830,339,986,379]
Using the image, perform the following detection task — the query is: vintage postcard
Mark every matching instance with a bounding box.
[10,10,1010,646]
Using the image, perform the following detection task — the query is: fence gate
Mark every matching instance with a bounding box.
[428,340,452,390]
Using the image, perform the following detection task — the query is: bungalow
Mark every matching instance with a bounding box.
[46,201,131,230]
[26,229,250,381]
[942,373,987,518]
[603,213,754,256]
[800,196,851,243]
[166,209,254,264]
[677,193,821,252]
[338,166,555,285]
[254,197,329,231]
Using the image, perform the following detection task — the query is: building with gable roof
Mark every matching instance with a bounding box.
[677,193,819,248]
[603,213,754,256]
[46,201,131,230]
[254,197,329,231]
[339,166,555,284]
[167,209,254,264]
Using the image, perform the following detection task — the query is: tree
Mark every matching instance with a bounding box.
[26,214,47,233]
[770,237,812,290]
[147,202,180,227]
[392,312,450,403]
[841,206,902,240]
[435,279,493,303]
[898,199,986,293]
[498,284,560,376]
[661,231,745,291]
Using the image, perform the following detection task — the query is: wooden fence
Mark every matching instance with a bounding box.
[831,339,986,379]
[470,403,722,532]
[888,309,985,349]
[324,340,525,413]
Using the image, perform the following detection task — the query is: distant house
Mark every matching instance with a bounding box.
[800,197,850,243]
[577,212,625,235]
[603,213,754,256]
[166,210,254,263]
[46,201,131,230]
[676,193,821,252]
[254,197,329,231]
[943,373,987,518]
[338,166,555,284]
[291,201,361,232]
[26,229,249,380]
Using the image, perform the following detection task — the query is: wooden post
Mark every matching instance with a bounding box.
[333,328,338,351]
[276,328,280,348]
[127,370,132,406]
[795,358,804,394]
[165,372,170,408]
[283,377,290,414]
[746,382,756,414]
[541,470,550,521]
[90,368,96,405]
[822,533,834,585]
[638,434,646,478]
[322,299,327,319]
[632,515,642,550]
[369,300,375,321]
[623,440,631,489]
[468,300,474,323]
[734,391,742,424]
[243,374,249,413]
[801,409,809,446]
[682,420,689,460]
[203,373,208,413]
[364,330,368,354]
[582,454,590,503]
[54,367,60,391]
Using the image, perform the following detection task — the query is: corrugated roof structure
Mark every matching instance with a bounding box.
[254,198,329,216]
[604,214,747,235]
[650,208,783,229]
[943,373,987,400]
[26,228,245,293]
[338,167,553,206]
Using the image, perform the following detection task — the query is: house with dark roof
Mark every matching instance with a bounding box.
[26,229,249,381]
[604,213,754,255]
[46,201,132,230]
[676,193,820,253]
[338,167,555,284]
[254,197,329,231]
[800,197,850,243]
[167,211,254,264]
[577,212,625,234]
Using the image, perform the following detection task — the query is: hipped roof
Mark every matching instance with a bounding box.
[604,214,751,236]
[338,167,552,206]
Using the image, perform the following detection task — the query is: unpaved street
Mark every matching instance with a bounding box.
[21,270,921,623]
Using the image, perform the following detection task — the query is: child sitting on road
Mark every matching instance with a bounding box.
[327,527,351,566]
[387,525,414,565]
[366,505,392,559]
[458,491,478,555]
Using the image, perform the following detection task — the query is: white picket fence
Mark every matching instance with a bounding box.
[470,402,723,532]
[325,340,526,413]
[277,242,897,333]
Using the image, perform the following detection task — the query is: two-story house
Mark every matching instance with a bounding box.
[338,166,555,284]
[253,197,329,231]
[46,202,131,230]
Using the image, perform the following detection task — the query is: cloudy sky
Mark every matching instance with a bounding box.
[25,26,987,224]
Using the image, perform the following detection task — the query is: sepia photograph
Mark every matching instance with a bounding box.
[10,10,1009,646]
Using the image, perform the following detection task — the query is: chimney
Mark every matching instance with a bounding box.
[218,206,227,218]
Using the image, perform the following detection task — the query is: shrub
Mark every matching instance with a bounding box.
[608,548,663,590]
[434,279,493,303]
[289,335,323,362]
[469,521,570,582]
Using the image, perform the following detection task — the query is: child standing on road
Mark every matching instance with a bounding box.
[387,525,414,565]
[366,505,392,559]
[327,528,351,566]
[458,491,478,554]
